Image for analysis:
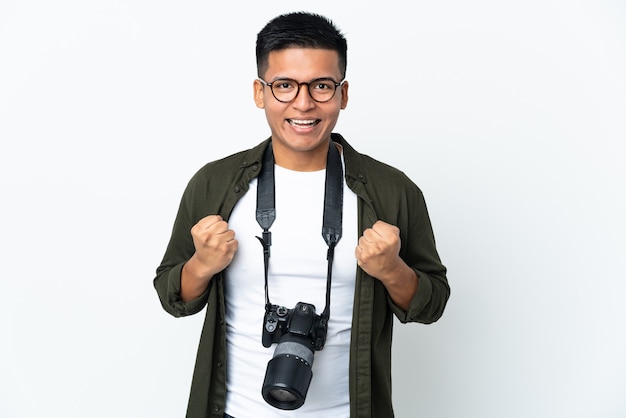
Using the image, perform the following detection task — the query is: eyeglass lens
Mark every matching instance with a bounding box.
[270,79,338,103]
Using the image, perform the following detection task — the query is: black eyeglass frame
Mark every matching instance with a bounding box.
[258,77,345,103]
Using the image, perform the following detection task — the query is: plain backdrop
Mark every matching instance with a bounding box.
[1,1,625,417]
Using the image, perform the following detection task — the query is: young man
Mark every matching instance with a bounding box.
[154,12,449,418]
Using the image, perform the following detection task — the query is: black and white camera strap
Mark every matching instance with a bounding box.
[255,140,344,323]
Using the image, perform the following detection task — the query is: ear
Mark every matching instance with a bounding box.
[340,80,349,110]
[253,79,265,109]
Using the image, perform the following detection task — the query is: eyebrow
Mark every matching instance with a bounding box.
[268,76,340,83]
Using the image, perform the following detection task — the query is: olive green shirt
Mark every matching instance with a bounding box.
[154,134,449,417]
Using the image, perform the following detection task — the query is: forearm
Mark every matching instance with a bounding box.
[377,259,419,312]
[181,255,217,302]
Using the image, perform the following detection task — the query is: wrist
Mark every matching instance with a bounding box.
[181,257,214,302]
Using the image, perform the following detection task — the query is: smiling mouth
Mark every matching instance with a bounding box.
[287,119,320,127]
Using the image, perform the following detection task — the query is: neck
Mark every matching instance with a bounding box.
[272,141,331,172]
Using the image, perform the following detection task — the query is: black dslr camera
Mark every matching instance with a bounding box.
[261,302,328,410]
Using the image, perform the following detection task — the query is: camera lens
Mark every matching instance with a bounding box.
[262,338,314,410]
[269,388,297,403]
[262,353,313,410]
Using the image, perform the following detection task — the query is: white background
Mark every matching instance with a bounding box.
[1,1,625,417]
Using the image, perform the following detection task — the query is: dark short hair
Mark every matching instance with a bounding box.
[256,12,348,79]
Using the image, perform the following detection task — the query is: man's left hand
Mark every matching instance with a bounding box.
[355,220,403,281]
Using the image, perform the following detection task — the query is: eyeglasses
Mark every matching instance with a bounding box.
[258,77,344,103]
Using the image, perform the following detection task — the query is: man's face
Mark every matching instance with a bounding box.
[253,48,348,170]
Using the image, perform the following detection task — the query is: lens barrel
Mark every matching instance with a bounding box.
[262,352,313,410]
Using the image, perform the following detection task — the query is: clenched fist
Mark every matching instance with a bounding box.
[181,215,238,301]
[190,215,238,274]
[355,220,402,280]
[355,220,418,310]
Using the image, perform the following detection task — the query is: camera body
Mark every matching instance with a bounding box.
[261,302,328,410]
[262,302,327,350]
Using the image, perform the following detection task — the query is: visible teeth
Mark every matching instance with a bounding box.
[289,119,317,126]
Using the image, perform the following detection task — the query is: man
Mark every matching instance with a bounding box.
[154,12,449,418]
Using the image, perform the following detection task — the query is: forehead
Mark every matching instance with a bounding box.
[264,48,342,80]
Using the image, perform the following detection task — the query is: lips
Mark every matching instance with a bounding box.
[287,118,320,127]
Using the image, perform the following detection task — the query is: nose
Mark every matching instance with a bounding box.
[292,83,316,110]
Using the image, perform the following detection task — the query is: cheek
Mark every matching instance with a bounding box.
[264,106,284,126]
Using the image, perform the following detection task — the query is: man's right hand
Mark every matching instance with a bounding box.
[181,215,238,301]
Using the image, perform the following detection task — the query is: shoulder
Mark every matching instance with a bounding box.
[334,133,422,194]
[187,139,270,187]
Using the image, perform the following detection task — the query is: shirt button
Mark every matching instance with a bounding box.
[252,164,259,171]
[234,186,241,193]
[213,404,221,412]
[217,361,223,368]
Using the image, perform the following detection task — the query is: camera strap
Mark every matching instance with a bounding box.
[256,140,343,322]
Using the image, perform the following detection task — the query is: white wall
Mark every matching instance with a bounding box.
[1,1,624,417]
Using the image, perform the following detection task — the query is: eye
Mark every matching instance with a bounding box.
[312,80,334,91]
[273,80,297,91]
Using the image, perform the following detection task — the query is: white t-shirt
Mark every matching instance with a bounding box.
[224,160,358,418]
